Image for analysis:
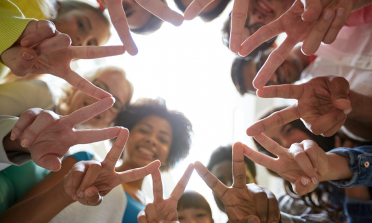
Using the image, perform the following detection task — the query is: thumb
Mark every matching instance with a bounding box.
[292,177,313,195]
[38,154,62,171]
[329,77,352,114]
[301,0,323,21]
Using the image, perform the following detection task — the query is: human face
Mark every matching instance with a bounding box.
[263,124,311,148]
[68,71,131,128]
[54,9,110,46]
[122,0,153,30]
[122,115,173,168]
[180,0,223,14]
[242,48,302,93]
[242,0,294,41]
[178,208,214,223]
[210,160,256,212]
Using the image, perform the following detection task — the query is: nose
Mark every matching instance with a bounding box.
[146,133,157,146]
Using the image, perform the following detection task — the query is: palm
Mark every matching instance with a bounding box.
[154,198,179,221]
[221,187,256,222]
[89,167,122,196]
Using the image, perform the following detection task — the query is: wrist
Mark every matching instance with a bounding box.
[324,153,353,181]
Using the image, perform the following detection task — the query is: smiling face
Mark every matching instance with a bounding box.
[242,48,302,93]
[53,9,110,46]
[178,208,214,223]
[242,0,294,41]
[263,123,311,148]
[122,115,173,169]
[122,0,153,30]
[68,70,131,128]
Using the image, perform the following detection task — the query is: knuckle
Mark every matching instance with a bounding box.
[231,12,247,20]
[85,49,95,59]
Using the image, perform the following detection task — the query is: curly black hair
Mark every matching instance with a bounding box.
[114,98,192,171]
[174,0,231,22]
[207,145,256,178]
[231,55,256,95]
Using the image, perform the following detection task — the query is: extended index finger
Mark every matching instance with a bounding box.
[136,0,183,26]
[151,169,164,202]
[229,0,249,53]
[70,46,125,59]
[246,105,301,136]
[170,163,194,200]
[63,97,115,127]
[232,142,247,188]
[105,0,138,55]
[194,161,228,198]
[103,128,129,169]
[184,0,214,21]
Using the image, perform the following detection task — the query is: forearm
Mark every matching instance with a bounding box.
[0,179,74,223]
[322,153,353,182]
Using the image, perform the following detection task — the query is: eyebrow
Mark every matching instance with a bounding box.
[141,123,171,137]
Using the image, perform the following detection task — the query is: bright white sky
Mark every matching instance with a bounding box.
[61,1,289,222]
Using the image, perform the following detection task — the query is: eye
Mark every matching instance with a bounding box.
[77,19,85,31]
[178,216,184,220]
[283,125,293,135]
[196,213,207,218]
[139,128,149,134]
[158,137,168,144]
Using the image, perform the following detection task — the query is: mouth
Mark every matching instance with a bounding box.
[254,0,274,14]
[137,147,156,160]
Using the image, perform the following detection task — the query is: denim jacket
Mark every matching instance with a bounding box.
[328,146,372,188]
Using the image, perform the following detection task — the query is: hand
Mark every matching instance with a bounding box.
[1,44,125,99]
[10,97,122,171]
[239,0,354,89]
[245,133,329,195]
[63,128,161,205]
[18,20,71,55]
[246,76,351,137]
[137,164,194,223]
[195,142,280,223]
[103,0,183,56]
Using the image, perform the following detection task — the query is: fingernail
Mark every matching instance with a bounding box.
[22,38,31,46]
[21,52,35,60]
[78,191,83,198]
[337,8,345,16]
[86,190,95,197]
[247,216,259,223]
[10,131,17,140]
[314,167,317,172]
[343,108,352,115]
[21,138,30,147]
[323,10,333,20]
[301,178,310,185]
[311,177,318,184]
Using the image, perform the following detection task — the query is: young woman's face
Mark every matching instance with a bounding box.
[122,0,152,30]
[122,115,173,168]
[178,208,214,223]
[68,71,131,128]
[263,123,311,148]
[54,9,110,46]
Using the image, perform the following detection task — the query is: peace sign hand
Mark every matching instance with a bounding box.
[64,128,161,205]
[195,143,267,223]
[11,97,122,171]
[244,133,329,195]
[247,76,351,137]
[103,0,183,56]
[137,164,194,223]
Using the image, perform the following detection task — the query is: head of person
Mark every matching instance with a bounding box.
[115,98,193,171]
[59,66,133,128]
[122,0,167,35]
[177,191,214,223]
[231,48,303,95]
[206,145,257,213]
[52,0,111,46]
[174,0,231,22]
[221,14,277,55]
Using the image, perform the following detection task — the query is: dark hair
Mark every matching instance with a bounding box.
[231,56,256,95]
[177,191,212,216]
[55,1,110,28]
[206,145,256,179]
[174,0,231,22]
[114,98,192,171]
[131,0,167,35]
[222,14,276,55]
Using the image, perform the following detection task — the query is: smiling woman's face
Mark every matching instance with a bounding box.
[242,0,294,41]
[54,9,110,46]
[122,0,153,30]
[122,115,173,169]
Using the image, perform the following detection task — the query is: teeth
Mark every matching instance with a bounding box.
[258,0,269,11]
[138,147,154,156]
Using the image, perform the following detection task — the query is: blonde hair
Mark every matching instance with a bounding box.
[58,66,134,116]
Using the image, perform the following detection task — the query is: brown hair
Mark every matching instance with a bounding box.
[177,191,212,216]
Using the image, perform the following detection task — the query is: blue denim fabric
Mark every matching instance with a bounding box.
[344,197,372,223]
[328,146,372,188]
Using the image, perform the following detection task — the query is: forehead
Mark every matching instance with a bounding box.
[96,71,130,102]
[136,115,172,136]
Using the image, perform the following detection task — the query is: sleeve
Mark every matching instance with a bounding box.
[0,80,54,117]
[68,151,95,162]
[0,115,31,171]
[0,0,35,56]
[280,212,333,223]
[328,146,372,188]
